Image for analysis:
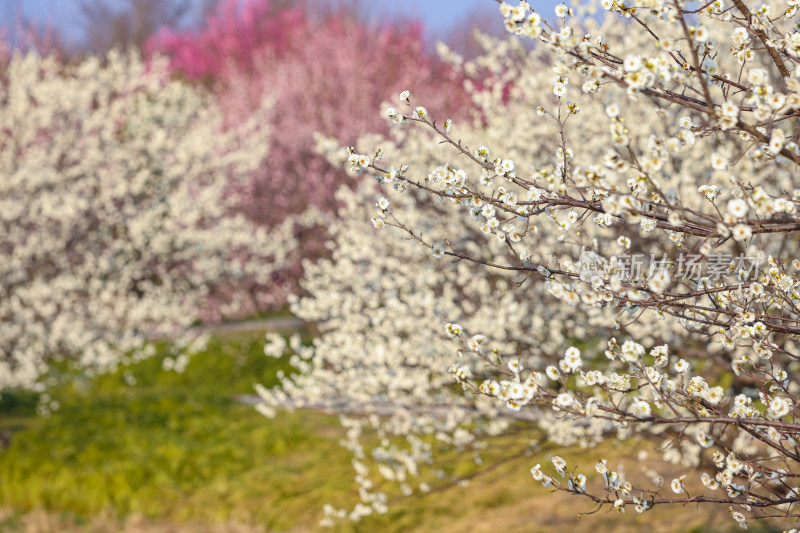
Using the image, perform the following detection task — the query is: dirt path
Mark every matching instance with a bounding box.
[200,317,306,336]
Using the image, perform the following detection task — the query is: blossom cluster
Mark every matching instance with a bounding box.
[0,50,295,389]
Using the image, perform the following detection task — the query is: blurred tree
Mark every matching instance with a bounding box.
[0,50,288,389]
[79,0,200,52]
[77,0,310,53]
[443,3,509,59]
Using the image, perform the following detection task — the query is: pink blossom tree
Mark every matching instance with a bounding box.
[148,0,469,227]
[145,0,304,84]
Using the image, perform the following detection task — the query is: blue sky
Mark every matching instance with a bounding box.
[1,0,557,47]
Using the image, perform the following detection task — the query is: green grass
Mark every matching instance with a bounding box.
[0,331,792,533]
[0,332,361,530]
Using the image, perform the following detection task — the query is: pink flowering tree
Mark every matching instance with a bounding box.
[145,0,304,83]
[147,0,469,277]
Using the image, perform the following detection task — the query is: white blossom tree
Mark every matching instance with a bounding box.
[0,49,298,391]
[259,0,800,528]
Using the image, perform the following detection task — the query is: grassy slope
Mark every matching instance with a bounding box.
[0,332,788,533]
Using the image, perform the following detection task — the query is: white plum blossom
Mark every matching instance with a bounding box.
[262,1,800,525]
[1,50,293,390]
